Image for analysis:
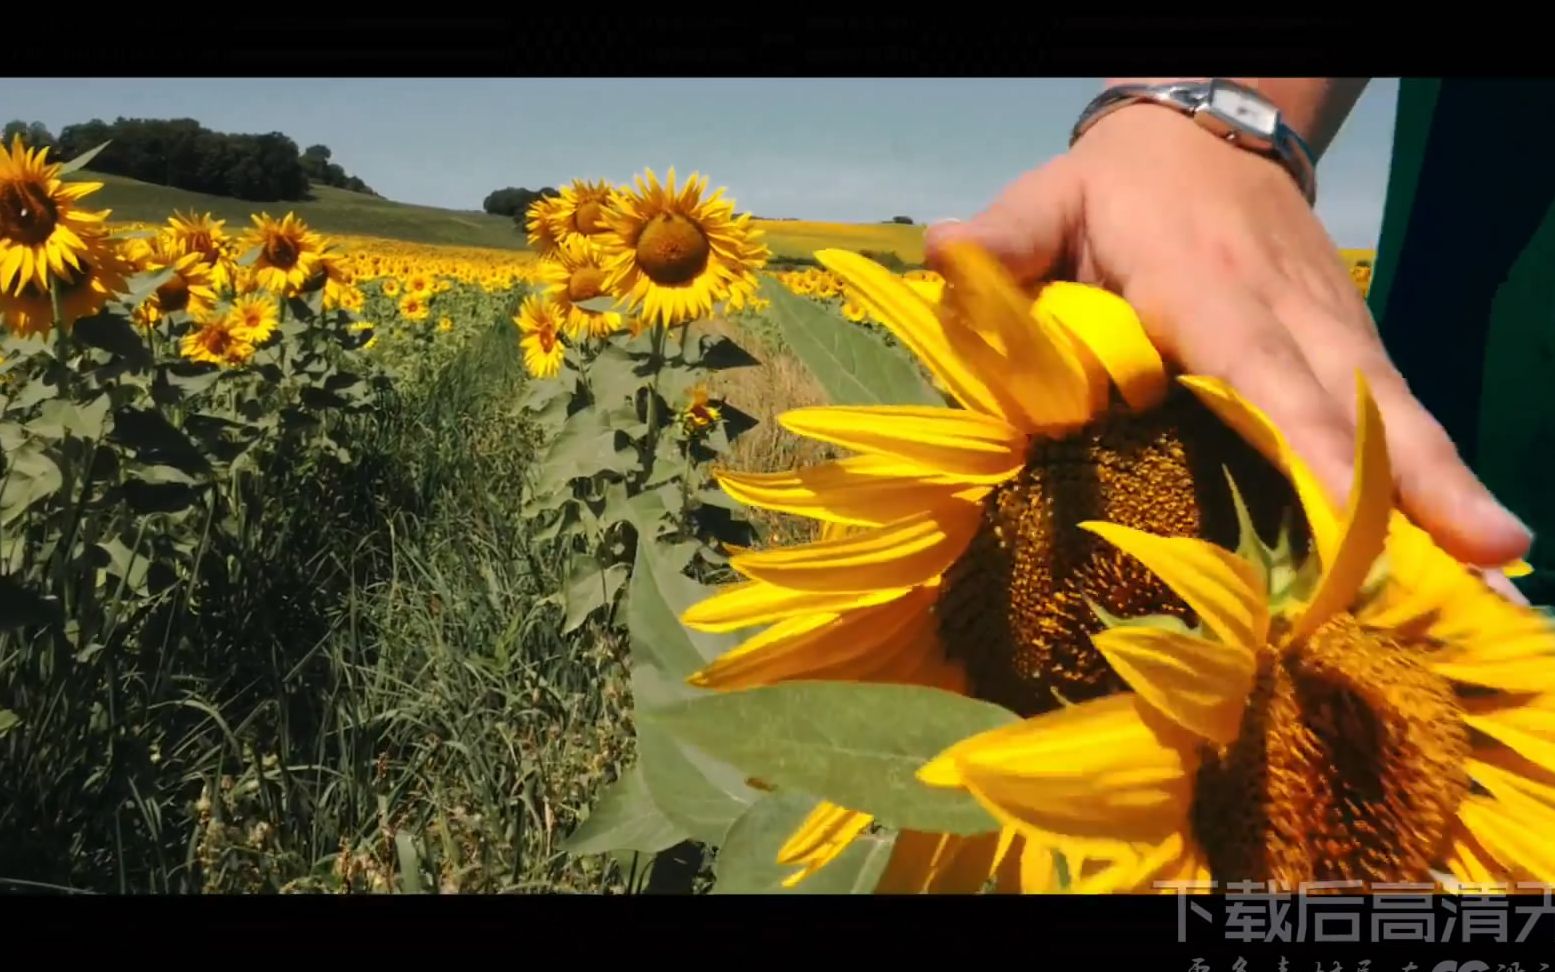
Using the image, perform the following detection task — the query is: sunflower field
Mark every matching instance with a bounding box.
[8,131,1543,898]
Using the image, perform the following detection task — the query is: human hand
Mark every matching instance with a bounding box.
[925,101,1532,569]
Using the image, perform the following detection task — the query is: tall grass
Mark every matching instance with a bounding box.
[0,316,633,894]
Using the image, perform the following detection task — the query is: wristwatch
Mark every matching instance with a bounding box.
[1070,79,1318,205]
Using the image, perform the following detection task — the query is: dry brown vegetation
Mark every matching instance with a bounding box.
[700,317,838,548]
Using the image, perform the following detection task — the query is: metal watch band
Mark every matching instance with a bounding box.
[1070,80,1318,205]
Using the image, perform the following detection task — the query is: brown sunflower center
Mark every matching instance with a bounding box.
[935,389,1297,718]
[574,200,606,235]
[156,274,191,313]
[567,266,608,303]
[1191,613,1469,888]
[184,231,217,261]
[200,325,234,356]
[0,178,60,246]
[635,213,710,285]
[263,233,300,270]
[301,266,329,293]
[538,327,557,353]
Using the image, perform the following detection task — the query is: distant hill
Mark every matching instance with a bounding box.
[82,171,531,251]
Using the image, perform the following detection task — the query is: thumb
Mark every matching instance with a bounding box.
[923,157,1082,283]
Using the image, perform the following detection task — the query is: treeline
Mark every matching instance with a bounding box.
[4,118,377,203]
[482,186,559,218]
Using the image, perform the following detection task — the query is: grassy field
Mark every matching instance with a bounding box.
[755,219,925,265]
[85,172,532,251]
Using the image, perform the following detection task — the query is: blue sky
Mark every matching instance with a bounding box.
[10,78,1400,248]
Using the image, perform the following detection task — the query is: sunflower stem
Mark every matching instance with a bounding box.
[642,321,669,486]
[49,277,77,395]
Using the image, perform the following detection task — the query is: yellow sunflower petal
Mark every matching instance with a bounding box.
[728,502,983,593]
[1017,840,1061,893]
[681,579,915,633]
[1178,374,1341,567]
[714,455,977,527]
[852,612,968,692]
[1034,281,1167,412]
[1468,752,1555,815]
[816,248,1013,420]
[1151,835,1215,889]
[776,802,874,887]
[938,241,1096,430]
[919,694,1196,844]
[1503,559,1535,579]
[1456,794,1555,885]
[1362,512,1475,631]
[1430,611,1555,692]
[875,830,1003,894]
[1288,372,1392,643]
[1465,708,1555,778]
[1070,831,1195,893]
[1444,824,1507,888]
[778,405,1026,484]
[687,587,937,689]
[1080,521,1269,648]
[1089,627,1255,745]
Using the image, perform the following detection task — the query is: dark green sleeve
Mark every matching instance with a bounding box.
[1368,79,1555,599]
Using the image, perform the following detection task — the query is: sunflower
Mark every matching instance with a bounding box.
[538,235,623,339]
[134,237,218,326]
[0,135,111,299]
[680,385,722,434]
[299,243,359,312]
[722,273,772,317]
[0,232,129,337]
[919,372,1555,891]
[180,313,256,368]
[380,278,401,298]
[514,294,567,379]
[227,293,280,346]
[525,195,566,257]
[398,292,430,322]
[595,167,770,329]
[404,270,435,298]
[546,178,615,243]
[244,212,325,295]
[678,242,1299,890]
[163,211,238,293]
[436,315,454,334]
[839,290,868,323]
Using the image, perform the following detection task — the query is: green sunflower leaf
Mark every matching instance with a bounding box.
[641,680,1014,836]
[58,140,112,176]
[624,534,742,679]
[758,277,940,407]
[559,556,629,636]
[562,765,690,856]
[633,663,761,845]
[712,791,893,894]
[587,343,650,406]
[535,409,633,492]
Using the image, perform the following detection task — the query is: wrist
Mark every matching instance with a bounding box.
[1103,77,1362,159]
[1077,80,1320,204]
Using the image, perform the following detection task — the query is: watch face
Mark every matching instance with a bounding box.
[1207,86,1278,137]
